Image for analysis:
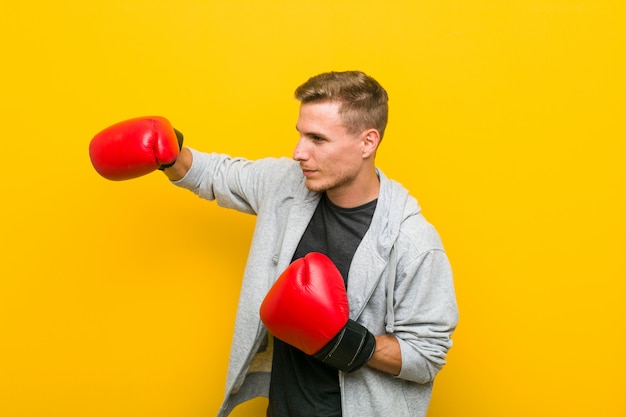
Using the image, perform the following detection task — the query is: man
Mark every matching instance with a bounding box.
[89,71,459,417]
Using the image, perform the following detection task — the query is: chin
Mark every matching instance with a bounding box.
[304,179,329,193]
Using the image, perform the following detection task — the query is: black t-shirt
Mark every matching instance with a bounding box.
[267,193,377,417]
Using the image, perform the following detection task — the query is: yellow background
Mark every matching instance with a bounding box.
[1,1,624,416]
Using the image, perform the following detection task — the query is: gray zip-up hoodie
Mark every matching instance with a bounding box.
[173,149,458,417]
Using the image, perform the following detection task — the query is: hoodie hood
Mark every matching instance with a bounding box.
[369,169,420,260]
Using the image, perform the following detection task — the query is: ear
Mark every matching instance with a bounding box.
[361,129,381,159]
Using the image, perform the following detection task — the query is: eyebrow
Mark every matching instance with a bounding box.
[296,125,324,137]
[300,130,329,143]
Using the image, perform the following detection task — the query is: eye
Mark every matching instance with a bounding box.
[310,134,325,143]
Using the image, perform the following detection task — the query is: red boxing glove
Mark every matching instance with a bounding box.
[89,116,183,181]
[260,252,376,372]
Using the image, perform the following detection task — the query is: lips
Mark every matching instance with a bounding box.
[301,167,316,176]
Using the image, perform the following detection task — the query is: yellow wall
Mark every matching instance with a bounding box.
[1,1,624,416]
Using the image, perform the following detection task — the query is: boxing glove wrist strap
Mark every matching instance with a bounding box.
[158,161,177,170]
[313,319,376,373]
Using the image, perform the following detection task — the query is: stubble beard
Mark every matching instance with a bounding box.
[304,170,356,195]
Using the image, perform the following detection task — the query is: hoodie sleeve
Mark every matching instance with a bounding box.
[391,227,459,384]
[171,148,296,215]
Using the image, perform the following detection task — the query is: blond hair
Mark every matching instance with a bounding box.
[295,71,389,139]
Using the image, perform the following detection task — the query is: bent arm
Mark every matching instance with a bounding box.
[368,334,402,376]
[363,244,458,383]
[393,249,458,383]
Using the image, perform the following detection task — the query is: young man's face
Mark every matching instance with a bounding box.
[293,101,369,198]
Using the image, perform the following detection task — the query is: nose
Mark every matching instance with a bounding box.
[292,137,309,161]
